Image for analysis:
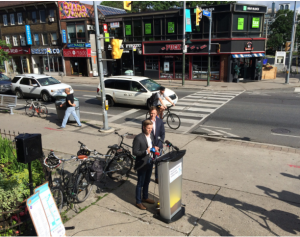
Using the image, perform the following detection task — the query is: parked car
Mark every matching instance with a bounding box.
[0,74,12,94]
[11,74,74,102]
[96,76,178,107]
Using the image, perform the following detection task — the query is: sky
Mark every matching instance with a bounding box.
[80,1,300,12]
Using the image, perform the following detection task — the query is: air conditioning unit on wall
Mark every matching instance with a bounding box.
[49,17,55,22]
[87,25,95,31]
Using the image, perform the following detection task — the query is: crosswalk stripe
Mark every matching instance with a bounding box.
[197,99,224,104]
[109,109,140,122]
[176,112,208,117]
[194,94,234,98]
[193,103,219,108]
[195,92,241,96]
[201,128,223,135]
[216,130,239,137]
[186,107,215,112]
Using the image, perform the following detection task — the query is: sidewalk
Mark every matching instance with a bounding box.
[53,73,300,91]
[1,112,300,235]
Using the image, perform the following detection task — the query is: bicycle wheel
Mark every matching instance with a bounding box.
[38,105,48,118]
[145,111,150,120]
[107,153,133,181]
[64,172,77,204]
[167,113,181,130]
[25,104,35,117]
[106,148,117,158]
[51,187,63,213]
[75,170,94,203]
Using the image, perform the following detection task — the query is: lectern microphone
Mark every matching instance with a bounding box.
[158,137,179,151]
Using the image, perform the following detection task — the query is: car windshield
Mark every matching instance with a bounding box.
[140,79,161,92]
[0,74,10,81]
[37,77,60,86]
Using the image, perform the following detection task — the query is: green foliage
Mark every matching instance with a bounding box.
[0,39,12,69]
[0,136,45,213]
[100,1,236,12]
[268,9,300,51]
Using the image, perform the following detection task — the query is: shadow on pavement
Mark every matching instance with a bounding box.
[192,190,300,235]
[280,172,300,180]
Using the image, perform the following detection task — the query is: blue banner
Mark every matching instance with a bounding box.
[185,9,192,32]
[62,30,67,44]
[67,43,91,48]
[25,25,32,45]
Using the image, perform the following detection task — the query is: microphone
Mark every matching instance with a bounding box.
[165,140,179,151]
[158,136,165,145]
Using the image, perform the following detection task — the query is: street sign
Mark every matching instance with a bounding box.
[203,10,211,17]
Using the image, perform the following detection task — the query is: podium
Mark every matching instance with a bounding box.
[155,150,186,223]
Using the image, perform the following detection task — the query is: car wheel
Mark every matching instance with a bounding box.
[147,99,151,109]
[106,96,114,107]
[42,92,50,102]
[15,90,23,99]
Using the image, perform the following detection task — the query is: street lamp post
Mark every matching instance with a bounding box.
[182,1,186,86]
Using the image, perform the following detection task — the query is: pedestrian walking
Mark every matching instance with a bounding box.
[133,120,159,210]
[59,88,81,128]
[142,106,165,184]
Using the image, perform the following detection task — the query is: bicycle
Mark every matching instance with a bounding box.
[25,99,48,118]
[146,105,181,130]
[77,141,133,182]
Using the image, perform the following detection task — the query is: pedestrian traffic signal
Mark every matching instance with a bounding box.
[196,7,202,26]
[216,44,221,53]
[124,1,132,11]
[285,42,291,51]
[111,39,123,59]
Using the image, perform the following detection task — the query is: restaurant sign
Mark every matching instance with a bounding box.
[31,48,61,54]
[63,48,92,57]
[3,47,30,54]
[245,42,253,51]
[67,43,91,48]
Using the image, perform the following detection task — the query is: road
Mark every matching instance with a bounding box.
[193,88,300,148]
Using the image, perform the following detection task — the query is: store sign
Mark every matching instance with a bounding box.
[188,44,207,50]
[168,22,175,33]
[67,43,91,48]
[105,33,110,42]
[62,30,67,43]
[234,4,267,13]
[185,9,192,32]
[245,42,253,51]
[25,25,32,45]
[145,23,151,35]
[108,44,141,50]
[63,48,92,57]
[125,25,131,35]
[59,1,92,19]
[103,23,108,33]
[238,18,244,30]
[3,47,30,54]
[252,17,260,28]
[110,22,120,28]
[31,48,61,54]
[161,44,182,51]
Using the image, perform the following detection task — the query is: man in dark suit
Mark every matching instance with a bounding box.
[143,106,165,184]
[133,120,159,210]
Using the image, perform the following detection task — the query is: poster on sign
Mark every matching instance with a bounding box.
[164,62,170,71]
[103,24,108,33]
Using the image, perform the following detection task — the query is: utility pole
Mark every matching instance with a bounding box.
[265,20,268,52]
[286,1,297,84]
[182,1,186,86]
[94,1,110,130]
[207,10,212,86]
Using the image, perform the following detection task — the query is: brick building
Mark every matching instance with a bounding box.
[0,1,63,75]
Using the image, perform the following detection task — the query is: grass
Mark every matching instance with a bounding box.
[81,121,87,124]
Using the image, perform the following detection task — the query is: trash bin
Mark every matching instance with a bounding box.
[155,149,186,223]
[55,96,80,122]
[125,70,134,76]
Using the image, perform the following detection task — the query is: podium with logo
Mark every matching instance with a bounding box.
[155,150,186,223]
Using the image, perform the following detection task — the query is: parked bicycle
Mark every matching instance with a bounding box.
[146,105,181,130]
[25,99,48,118]
[77,141,133,181]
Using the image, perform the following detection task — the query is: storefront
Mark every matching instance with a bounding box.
[63,45,92,77]
[3,47,31,74]
[31,47,63,76]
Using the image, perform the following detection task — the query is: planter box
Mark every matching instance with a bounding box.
[262,67,277,80]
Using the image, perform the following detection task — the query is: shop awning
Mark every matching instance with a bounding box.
[232,53,265,58]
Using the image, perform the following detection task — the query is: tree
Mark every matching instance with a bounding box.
[268,9,300,51]
[100,1,236,12]
[0,39,11,73]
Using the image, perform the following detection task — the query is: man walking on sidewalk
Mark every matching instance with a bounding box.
[59,88,81,128]
[133,120,158,210]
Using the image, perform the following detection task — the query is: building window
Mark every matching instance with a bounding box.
[133,20,142,41]
[51,33,57,45]
[76,25,85,42]
[34,33,40,46]
[40,10,46,23]
[3,15,7,26]
[42,33,48,45]
[49,9,55,18]
[12,35,18,46]
[32,11,37,23]
[20,34,26,46]
[145,56,158,70]
[10,14,15,25]
[192,55,220,80]
[67,25,76,43]
[5,36,10,45]
[17,13,23,25]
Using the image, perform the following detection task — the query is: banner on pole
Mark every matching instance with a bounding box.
[185,9,192,32]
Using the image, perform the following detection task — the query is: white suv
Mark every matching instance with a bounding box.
[96,76,178,107]
[11,74,74,102]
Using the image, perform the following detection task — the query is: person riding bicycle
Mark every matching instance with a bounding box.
[153,86,175,119]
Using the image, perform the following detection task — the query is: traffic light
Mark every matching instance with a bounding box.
[196,7,202,26]
[124,1,132,11]
[216,44,221,53]
[111,39,123,59]
[285,41,291,51]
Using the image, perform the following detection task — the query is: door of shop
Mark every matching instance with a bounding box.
[70,58,87,76]
[159,56,190,80]
[238,58,254,80]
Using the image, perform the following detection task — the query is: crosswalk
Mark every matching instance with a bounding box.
[120,90,245,134]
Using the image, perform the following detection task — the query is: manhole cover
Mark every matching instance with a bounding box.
[271,128,291,134]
